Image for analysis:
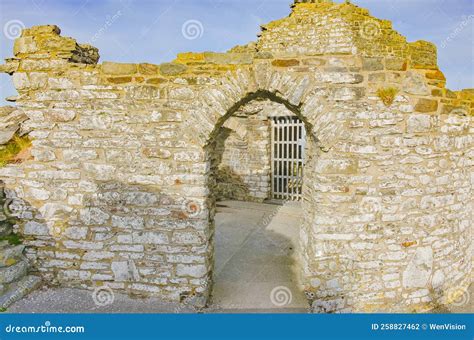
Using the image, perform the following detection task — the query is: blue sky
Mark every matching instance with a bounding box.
[0,0,472,105]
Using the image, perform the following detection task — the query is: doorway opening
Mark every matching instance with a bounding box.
[271,115,306,201]
[206,97,309,311]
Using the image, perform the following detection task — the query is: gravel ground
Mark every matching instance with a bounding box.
[7,283,471,314]
[7,286,308,314]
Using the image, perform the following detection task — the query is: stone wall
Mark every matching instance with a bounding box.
[0,1,472,312]
[215,116,271,202]
[0,105,41,307]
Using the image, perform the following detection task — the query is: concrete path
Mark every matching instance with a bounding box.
[210,200,307,312]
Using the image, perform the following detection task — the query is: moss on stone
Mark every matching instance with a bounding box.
[0,233,22,245]
[0,134,32,167]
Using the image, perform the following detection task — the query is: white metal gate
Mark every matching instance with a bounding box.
[271,116,306,201]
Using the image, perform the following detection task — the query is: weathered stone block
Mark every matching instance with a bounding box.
[102,62,137,75]
[271,59,299,67]
[414,98,438,112]
[139,63,160,75]
[402,247,433,288]
[0,245,24,267]
[44,108,76,122]
[176,264,207,278]
[0,260,28,284]
[406,114,431,133]
[402,71,430,95]
[361,57,383,71]
[385,57,407,71]
[24,221,49,236]
[112,216,144,230]
[13,37,38,55]
[159,63,187,76]
[80,208,110,225]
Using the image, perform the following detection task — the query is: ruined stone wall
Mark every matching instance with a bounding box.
[0,1,472,312]
[215,114,271,202]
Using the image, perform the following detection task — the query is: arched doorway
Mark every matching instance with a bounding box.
[203,92,317,311]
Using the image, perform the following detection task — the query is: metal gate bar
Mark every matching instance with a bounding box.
[271,116,306,201]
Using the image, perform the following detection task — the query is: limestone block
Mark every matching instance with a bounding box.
[102,62,137,75]
[402,246,433,288]
[431,270,445,289]
[385,57,407,71]
[64,227,88,240]
[80,208,110,225]
[0,244,25,267]
[138,63,160,75]
[112,216,144,230]
[63,240,103,250]
[26,187,50,201]
[82,251,114,261]
[176,264,207,278]
[112,260,139,281]
[28,72,48,89]
[415,98,438,113]
[362,57,384,71]
[24,221,49,236]
[159,63,187,76]
[406,114,431,133]
[402,71,430,95]
[172,231,204,245]
[12,73,29,90]
[271,59,299,67]
[83,163,116,181]
[39,203,73,220]
[22,25,60,36]
[44,108,76,122]
[132,231,169,244]
[13,37,38,55]
[0,260,28,284]
[30,148,56,162]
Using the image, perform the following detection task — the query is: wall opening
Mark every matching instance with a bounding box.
[270,115,306,201]
[205,94,312,310]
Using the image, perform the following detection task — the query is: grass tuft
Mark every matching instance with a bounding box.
[376,87,399,106]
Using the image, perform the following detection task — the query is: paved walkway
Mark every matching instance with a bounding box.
[210,200,307,312]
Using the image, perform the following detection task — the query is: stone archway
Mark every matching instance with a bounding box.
[184,82,340,308]
[202,91,319,309]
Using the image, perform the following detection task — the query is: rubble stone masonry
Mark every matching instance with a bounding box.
[0,0,472,312]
